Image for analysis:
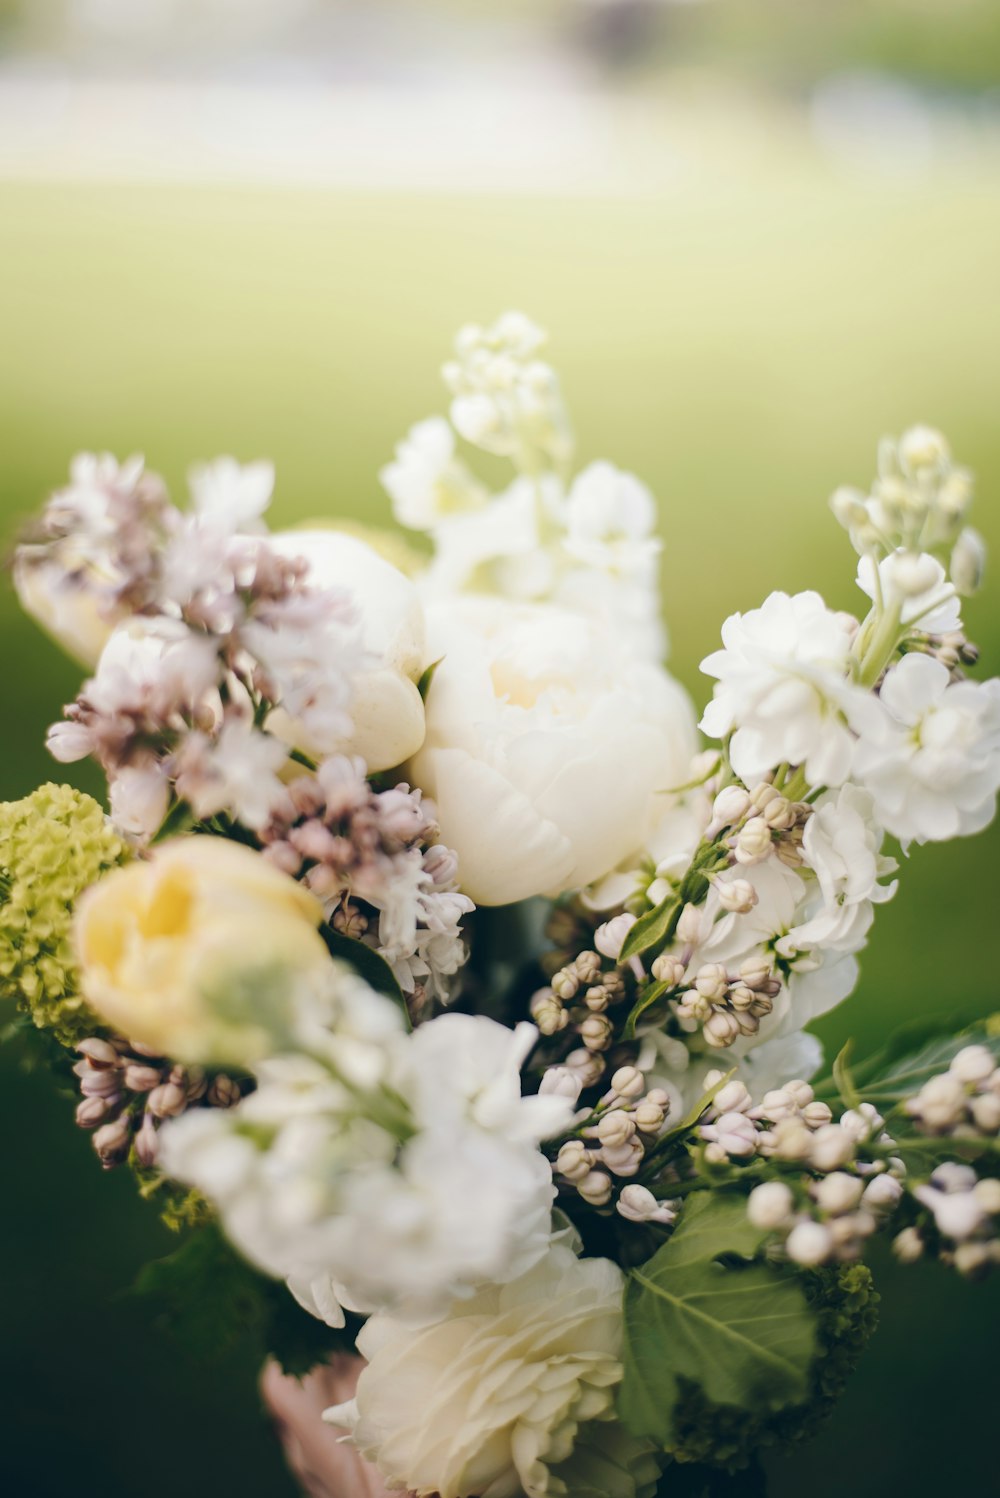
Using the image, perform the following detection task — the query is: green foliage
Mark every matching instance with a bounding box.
[0,783,126,1046]
[134,1222,356,1379]
[666,1262,879,1472]
[623,980,671,1040]
[816,1016,1000,1109]
[619,1193,817,1451]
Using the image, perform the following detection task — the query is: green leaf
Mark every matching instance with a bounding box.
[417,657,443,701]
[831,1039,861,1111]
[620,1193,817,1450]
[321,926,409,1023]
[815,1018,1000,1108]
[623,980,671,1040]
[620,894,681,962]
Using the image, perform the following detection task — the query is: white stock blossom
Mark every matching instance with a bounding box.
[380,417,486,530]
[856,550,961,636]
[700,591,873,787]
[855,653,1000,843]
[780,784,897,956]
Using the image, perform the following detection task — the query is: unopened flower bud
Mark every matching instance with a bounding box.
[954,1241,993,1278]
[573,951,602,985]
[705,1111,758,1158]
[597,1110,636,1148]
[616,1184,663,1223]
[909,1073,968,1132]
[577,1170,613,1206]
[694,963,729,1002]
[703,1010,741,1049]
[784,1080,814,1109]
[838,1103,884,1142]
[759,1088,800,1123]
[600,1139,644,1177]
[862,1174,904,1213]
[651,953,686,987]
[973,1178,1000,1215]
[917,1187,985,1241]
[76,1094,116,1127]
[762,796,795,831]
[530,988,567,1036]
[713,1079,753,1115]
[134,1115,159,1168]
[811,1171,864,1216]
[124,1063,162,1092]
[76,1037,121,1070]
[786,1220,833,1266]
[539,1066,583,1104]
[207,1074,241,1109]
[830,485,871,531]
[950,527,986,597]
[739,958,773,991]
[802,1100,833,1130]
[747,1180,795,1231]
[146,1082,187,1118]
[610,1065,645,1101]
[810,1124,856,1172]
[893,1226,925,1263]
[93,1116,132,1162]
[712,786,752,826]
[594,914,636,961]
[551,968,580,1002]
[676,902,708,946]
[579,1014,613,1051]
[734,817,772,865]
[634,1099,667,1133]
[716,879,758,915]
[556,1140,593,1183]
[583,985,610,1013]
[971,1093,1000,1134]
[80,1066,124,1099]
[565,1048,606,1087]
[949,1044,995,1086]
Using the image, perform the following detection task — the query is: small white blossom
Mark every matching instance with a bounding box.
[779,784,897,957]
[856,551,961,636]
[562,462,659,575]
[855,653,1000,843]
[380,417,487,531]
[747,1180,795,1231]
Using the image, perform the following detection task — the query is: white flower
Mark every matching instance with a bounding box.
[562,462,659,575]
[442,311,571,468]
[392,1014,575,1145]
[268,529,427,771]
[855,653,1000,842]
[326,1243,661,1498]
[188,456,274,531]
[779,785,897,956]
[856,551,961,636]
[173,717,291,832]
[380,417,486,531]
[951,527,986,597]
[700,591,873,787]
[410,595,698,905]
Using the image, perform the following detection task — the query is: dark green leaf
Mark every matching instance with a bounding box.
[620,894,681,962]
[417,657,444,701]
[623,980,671,1040]
[620,1193,817,1450]
[321,926,409,1023]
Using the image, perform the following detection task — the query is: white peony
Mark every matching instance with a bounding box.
[410,595,698,905]
[700,591,873,788]
[268,529,427,772]
[326,1243,662,1498]
[854,652,1000,843]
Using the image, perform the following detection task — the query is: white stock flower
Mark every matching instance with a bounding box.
[700,591,872,787]
[779,784,897,956]
[380,417,487,530]
[410,595,698,905]
[443,311,571,468]
[326,1243,661,1498]
[855,653,1000,842]
[562,462,659,575]
[856,551,961,636]
[268,529,427,771]
[188,456,274,531]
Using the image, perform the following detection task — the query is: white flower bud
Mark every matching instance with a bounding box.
[715,878,758,915]
[676,902,708,946]
[651,953,686,986]
[862,1174,904,1213]
[634,1099,666,1133]
[594,913,636,961]
[530,987,567,1037]
[706,1111,758,1158]
[712,786,752,826]
[893,1226,925,1263]
[950,527,986,596]
[76,1094,116,1127]
[565,1048,606,1088]
[971,1093,1000,1134]
[918,1187,985,1242]
[551,968,580,1002]
[539,1066,583,1104]
[830,485,871,532]
[739,957,773,992]
[910,1073,968,1131]
[838,1103,884,1142]
[762,795,795,831]
[712,1079,753,1115]
[759,1088,799,1123]
[556,1140,593,1183]
[610,1065,646,1100]
[786,1220,834,1266]
[747,1180,795,1231]
[616,1184,660,1223]
[890,551,944,599]
[811,1172,864,1216]
[899,424,949,475]
[600,1139,644,1176]
[597,1110,636,1148]
[734,816,772,865]
[146,1081,187,1119]
[577,1170,613,1206]
[809,1125,856,1172]
[954,1242,993,1277]
[694,963,730,1002]
[784,1080,815,1109]
[930,1161,978,1193]
[973,1178,1000,1215]
[574,950,602,984]
[949,1044,996,1086]
[579,1014,613,1052]
[703,1010,741,1049]
[802,1100,833,1130]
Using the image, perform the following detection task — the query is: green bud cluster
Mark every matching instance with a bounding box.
[0,783,126,1046]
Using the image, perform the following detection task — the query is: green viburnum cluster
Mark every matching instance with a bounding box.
[0,783,126,1045]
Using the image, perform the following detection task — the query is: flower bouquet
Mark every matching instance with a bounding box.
[3,313,1000,1498]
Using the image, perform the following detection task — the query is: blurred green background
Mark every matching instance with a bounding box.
[2,4,1000,1496]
